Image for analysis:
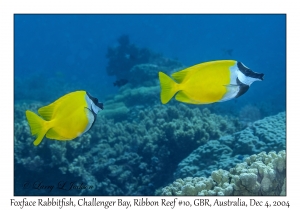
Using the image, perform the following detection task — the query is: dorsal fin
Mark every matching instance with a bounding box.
[38,104,56,121]
[38,104,56,120]
[46,128,69,140]
[172,68,191,83]
[172,60,236,83]
[172,63,209,83]
[38,91,86,120]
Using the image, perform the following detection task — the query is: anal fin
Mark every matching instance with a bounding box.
[46,128,69,140]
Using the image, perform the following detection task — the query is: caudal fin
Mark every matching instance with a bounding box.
[25,110,49,146]
[158,72,179,104]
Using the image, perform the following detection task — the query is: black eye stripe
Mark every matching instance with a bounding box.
[237,62,264,80]
[237,62,251,74]
[86,92,103,110]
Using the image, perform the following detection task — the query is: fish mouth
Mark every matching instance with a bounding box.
[237,62,264,81]
[257,73,264,81]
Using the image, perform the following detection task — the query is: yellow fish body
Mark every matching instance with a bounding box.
[159,60,264,104]
[25,90,103,146]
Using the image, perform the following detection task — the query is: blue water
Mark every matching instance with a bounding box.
[14,14,286,196]
[14,14,286,108]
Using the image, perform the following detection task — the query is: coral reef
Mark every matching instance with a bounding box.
[105,84,160,109]
[174,112,286,179]
[238,104,262,127]
[14,37,285,196]
[14,100,240,196]
[101,101,130,122]
[159,150,286,196]
[14,58,285,196]
[106,35,155,80]
[14,71,97,103]
[106,35,182,86]
[173,140,243,179]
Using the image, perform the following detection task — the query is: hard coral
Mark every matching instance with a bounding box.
[105,35,182,86]
[160,150,286,196]
[14,100,238,196]
[106,35,156,81]
[174,112,286,179]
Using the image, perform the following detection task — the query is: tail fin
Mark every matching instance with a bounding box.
[25,110,50,146]
[158,72,180,104]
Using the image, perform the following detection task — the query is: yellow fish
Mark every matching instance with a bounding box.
[25,90,103,146]
[158,60,264,104]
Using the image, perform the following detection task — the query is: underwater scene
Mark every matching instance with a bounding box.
[14,14,286,196]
